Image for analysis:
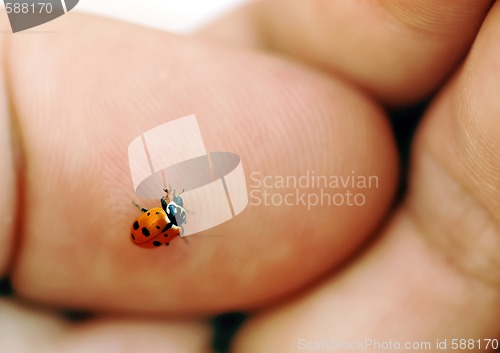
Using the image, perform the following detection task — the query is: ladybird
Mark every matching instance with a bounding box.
[130,205,181,248]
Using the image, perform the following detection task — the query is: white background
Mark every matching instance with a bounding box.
[74,0,248,33]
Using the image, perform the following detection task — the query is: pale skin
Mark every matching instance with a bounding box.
[0,1,499,352]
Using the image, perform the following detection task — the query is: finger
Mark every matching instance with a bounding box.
[234,2,500,351]
[2,13,398,315]
[0,299,211,353]
[0,299,65,352]
[58,320,211,353]
[235,212,500,352]
[200,0,493,106]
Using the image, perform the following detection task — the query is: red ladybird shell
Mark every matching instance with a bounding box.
[130,207,181,248]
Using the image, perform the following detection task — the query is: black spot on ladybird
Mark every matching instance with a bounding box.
[142,227,150,237]
[156,211,159,215]
[153,241,161,247]
[133,221,139,230]
[156,225,160,229]
[131,234,135,240]
[147,212,151,216]
[165,242,170,246]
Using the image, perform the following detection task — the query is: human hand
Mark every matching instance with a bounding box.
[0,1,498,352]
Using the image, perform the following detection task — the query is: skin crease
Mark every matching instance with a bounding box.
[0,0,498,352]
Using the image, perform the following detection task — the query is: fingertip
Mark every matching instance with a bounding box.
[0,299,67,351]
[6,12,399,315]
[406,1,500,286]
[0,299,212,353]
[252,0,492,105]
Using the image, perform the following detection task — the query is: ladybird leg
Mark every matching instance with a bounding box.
[132,200,142,211]
[132,200,148,213]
